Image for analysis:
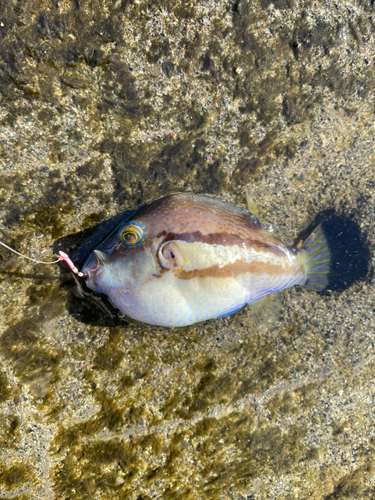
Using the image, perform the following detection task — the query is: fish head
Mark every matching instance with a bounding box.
[81,214,188,298]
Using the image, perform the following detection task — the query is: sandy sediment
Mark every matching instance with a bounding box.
[0,1,375,498]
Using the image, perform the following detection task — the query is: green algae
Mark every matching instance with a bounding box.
[194,416,309,495]
[324,463,375,499]
[1,319,62,381]
[0,414,21,448]
[51,411,309,499]
[93,330,125,371]
[81,212,101,229]
[0,371,12,402]
[48,316,321,497]
[158,327,304,421]
[266,382,320,419]
[53,432,163,499]
[95,390,126,431]
[0,1,374,499]
[266,390,300,418]
[119,374,136,390]
[0,280,66,403]
[21,206,70,238]
[0,463,33,491]
[54,439,139,500]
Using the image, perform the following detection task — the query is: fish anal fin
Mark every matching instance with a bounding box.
[249,293,282,332]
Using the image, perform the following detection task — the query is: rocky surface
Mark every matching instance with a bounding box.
[0,0,375,498]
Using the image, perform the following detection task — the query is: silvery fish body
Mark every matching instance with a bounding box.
[81,193,330,327]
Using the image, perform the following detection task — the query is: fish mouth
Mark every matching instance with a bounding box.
[81,249,109,275]
[84,249,111,287]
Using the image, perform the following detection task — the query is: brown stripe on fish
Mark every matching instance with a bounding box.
[163,231,286,254]
[176,259,298,280]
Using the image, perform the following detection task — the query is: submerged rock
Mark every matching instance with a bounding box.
[0,0,375,498]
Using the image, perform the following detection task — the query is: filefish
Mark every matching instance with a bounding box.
[58,192,332,327]
[61,193,330,327]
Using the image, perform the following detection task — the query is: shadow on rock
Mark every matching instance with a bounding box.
[295,209,372,293]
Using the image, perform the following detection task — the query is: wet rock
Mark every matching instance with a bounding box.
[0,0,375,499]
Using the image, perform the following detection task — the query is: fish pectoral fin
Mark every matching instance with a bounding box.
[249,293,282,332]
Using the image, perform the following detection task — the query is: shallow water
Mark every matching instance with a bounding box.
[1,0,375,498]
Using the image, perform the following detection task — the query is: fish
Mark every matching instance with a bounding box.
[63,192,331,327]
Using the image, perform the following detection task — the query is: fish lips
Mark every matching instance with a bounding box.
[81,249,111,290]
[82,248,111,273]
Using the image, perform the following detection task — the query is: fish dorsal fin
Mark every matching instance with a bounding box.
[245,185,266,226]
[245,185,286,240]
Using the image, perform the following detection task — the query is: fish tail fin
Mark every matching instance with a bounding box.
[299,224,331,291]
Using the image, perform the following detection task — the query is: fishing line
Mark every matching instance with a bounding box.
[0,240,60,264]
[0,240,84,276]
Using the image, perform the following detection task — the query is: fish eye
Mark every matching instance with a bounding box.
[119,222,146,247]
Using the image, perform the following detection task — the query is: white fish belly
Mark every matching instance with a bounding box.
[109,273,251,327]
